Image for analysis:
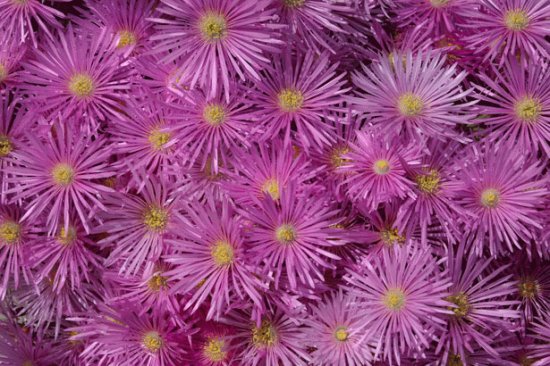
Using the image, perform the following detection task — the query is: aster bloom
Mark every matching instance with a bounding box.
[96,175,178,275]
[150,0,283,100]
[242,184,340,290]
[171,87,255,171]
[0,35,26,88]
[345,245,451,364]
[21,25,130,126]
[510,256,550,323]
[192,322,235,365]
[461,0,550,64]
[340,130,420,211]
[222,308,310,366]
[70,304,188,366]
[0,0,68,46]
[273,0,352,53]
[531,315,550,366]
[164,200,264,320]
[0,205,33,299]
[252,49,348,150]
[303,291,372,366]
[134,54,188,97]
[474,57,550,156]
[350,51,475,143]
[394,0,470,36]
[456,144,547,255]
[7,121,114,234]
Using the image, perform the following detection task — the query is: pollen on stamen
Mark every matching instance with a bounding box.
[415,170,440,194]
[446,292,470,318]
[0,221,20,244]
[142,331,163,353]
[383,288,406,311]
[515,97,542,123]
[283,0,305,8]
[333,326,349,342]
[261,178,280,200]
[148,128,171,151]
[203,337,227,362]
[278,88,304,113]
[199,12,228,42]
[329,145,351,169]
[68,73,95,98]
[252,320,278,348]
[143,206,169,232]
[397,92,424,117]
[57,226,77,246]
[373,159,391,175]
[0,135,13,157]
[380,227,406,247]
[203,103,226,126]
[117,29,138,48]
[504,9,530,31]
[147,273,169,292]
[430,0,449,7]
[0,63,7,83]
[480,188,500,208]
[51,163,75,187]
[447,354,464,366]
[275,224,297,244]
[211,240,234,267]
[518,278,540,299]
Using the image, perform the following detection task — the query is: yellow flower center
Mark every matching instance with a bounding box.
[415,170,440,194]
[278,88,304,113]
[203,104,226,126]
[252,320,278,348]
[334,326,349,342]
[447,354,464,366]
[430,0,449,7]
[373,159,391,175]
[117,30,137,48]
[518,279,540,299]
[261,178,280,200]
[0,221,20,244]
[203,337,227,362]
[142,331,163,353]
[383,288,406,311]
[515,97,541,122]
[329,145,351,169]
[143,206,169,231]
[57,226,77,246]
[147,274,168,292]
[68,73,94,98]
[504,9,530,31]
[199,13,228,42]
[275,224,297,244]
[380,227,406,247]
[519,356,534,366]
[0,135,13,157]
[480,188,500,208]
[51,163,75,186]
[397,92,424,117]
[446,292,470,318]
[283,0,305,7]
[211,240,234,267]
[148,128,171,151]
[0,63,7,82]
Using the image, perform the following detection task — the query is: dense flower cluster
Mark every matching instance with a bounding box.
[1,0,549,365]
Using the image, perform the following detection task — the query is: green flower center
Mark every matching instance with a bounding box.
[416,170,440,194]
[143,206,169,231]
[252,320,278,348]
[148,128,171,151]
[515,97,541,122]
[504,9,530,31]
[199,13,228,42]
[68,73,94,98]
[211,240,234,267]
[0,221,20,244]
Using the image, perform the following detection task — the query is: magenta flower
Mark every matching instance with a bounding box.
[164,200,264,320]
[461,0,550,64]
[531,315,550,366]
[394,0,471,36]
[456,144,547,255]
[252,49,348,150]
[96,174,178,275]
[21,25,130,126]
[340,130,420,212]
[303,291,372,366]
[241,184,340,290]
[475,57,550,157]
[150,0,283,100]
[0,35,26,88]
[222,307,310,366]
[345,246,451,365]
[510,256,550,323]
[192,322,235,366]
[350,51,475,143]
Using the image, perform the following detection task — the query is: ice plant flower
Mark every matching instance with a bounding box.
[475,57,550,156]
[164,200,264,320]
[241,185,340,290]
[345,245,451,364]
[252,49,348,150]
[150,0,283,100]
[456,144,547,255]
[7,121,114,234]
[531,315,550,366]
[21,25,130,127]
[350,51,475,143]
[394,0,471,36]
[0,35,26,88]
[303,291,372,366]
